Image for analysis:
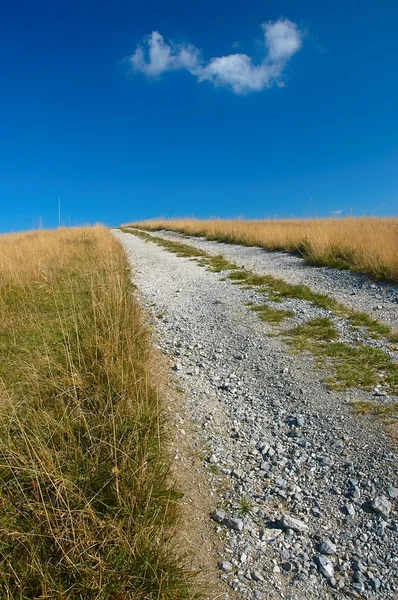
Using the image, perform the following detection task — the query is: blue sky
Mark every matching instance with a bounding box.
[1,0,397,232]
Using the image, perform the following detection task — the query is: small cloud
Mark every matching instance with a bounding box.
[232,41,241,49]
[331,210,343,216]
[127,18,303,95]
[130,31,200,77]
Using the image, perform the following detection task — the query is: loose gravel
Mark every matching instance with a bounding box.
[114,229,398,600]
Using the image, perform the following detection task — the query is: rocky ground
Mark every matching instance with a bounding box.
[114,229,397,600]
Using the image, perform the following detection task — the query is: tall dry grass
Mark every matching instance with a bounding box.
[0,227,193,599]
[128,218,398,283]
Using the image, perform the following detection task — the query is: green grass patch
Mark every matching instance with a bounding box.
[283,316,398,393]
[227,270,348,314]
[387,330,398,344]
[121,228,207,259]
[206,255,239,272]
[322,343,397,392]
[283,317,339,350]
[350,311,392,336]
[207,464,220,475]
[354,401,398,419]
[249,303,294,324]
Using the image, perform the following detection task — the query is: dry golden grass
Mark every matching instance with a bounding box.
[127,217,398,283]
[0,227,194,599]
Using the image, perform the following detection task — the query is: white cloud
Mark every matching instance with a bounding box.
[263,19,302,62]
[130,31,200,77]
[196,54,273,94]
[127,18,302,95]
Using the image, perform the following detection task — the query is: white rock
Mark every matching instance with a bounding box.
[281,514,309,533]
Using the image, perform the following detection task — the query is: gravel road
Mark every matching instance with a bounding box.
[114,229,397,600]
[137,229,398,327]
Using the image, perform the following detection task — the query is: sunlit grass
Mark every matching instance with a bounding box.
[127,217,398,283]
[0,227,195,599]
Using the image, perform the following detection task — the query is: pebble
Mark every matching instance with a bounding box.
[370,495,392,519]
[280,514,309,533]
[318,539,337,555]
[260,528,283,542]
[219,561,233,572]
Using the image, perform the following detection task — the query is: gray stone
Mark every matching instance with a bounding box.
[344,503,356,517]
[373,388,388,397]
[251,571,265,582]
[257,441,270,456]
[211,509,226,524]
[387,486,398,499]
[354,572,366,584]
[223,516,244,532]
[281,514,309,533]
[370,495,392,519]
[294,415,305,427]
[369,577,381,591]
[352,581,365,594]
[352,560,365,572]
[319,539,337,555]
[218,561,233,572]
[282,561,293,573]
[316,554,335,580]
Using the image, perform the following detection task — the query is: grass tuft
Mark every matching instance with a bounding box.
[350,312,392,336]
[354,401,398,419]
[283,317,398,393]
[239,497,252,515]
[249,303,294,324]
[206,255,239,272]
[283,317,339,349]
[322,343,397,391]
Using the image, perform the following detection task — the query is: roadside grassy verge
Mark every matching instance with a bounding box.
[125,217,398,283]
[0,227,194,599]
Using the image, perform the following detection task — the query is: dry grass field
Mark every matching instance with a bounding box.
[129,217,398,283]
[0,227,192,599]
